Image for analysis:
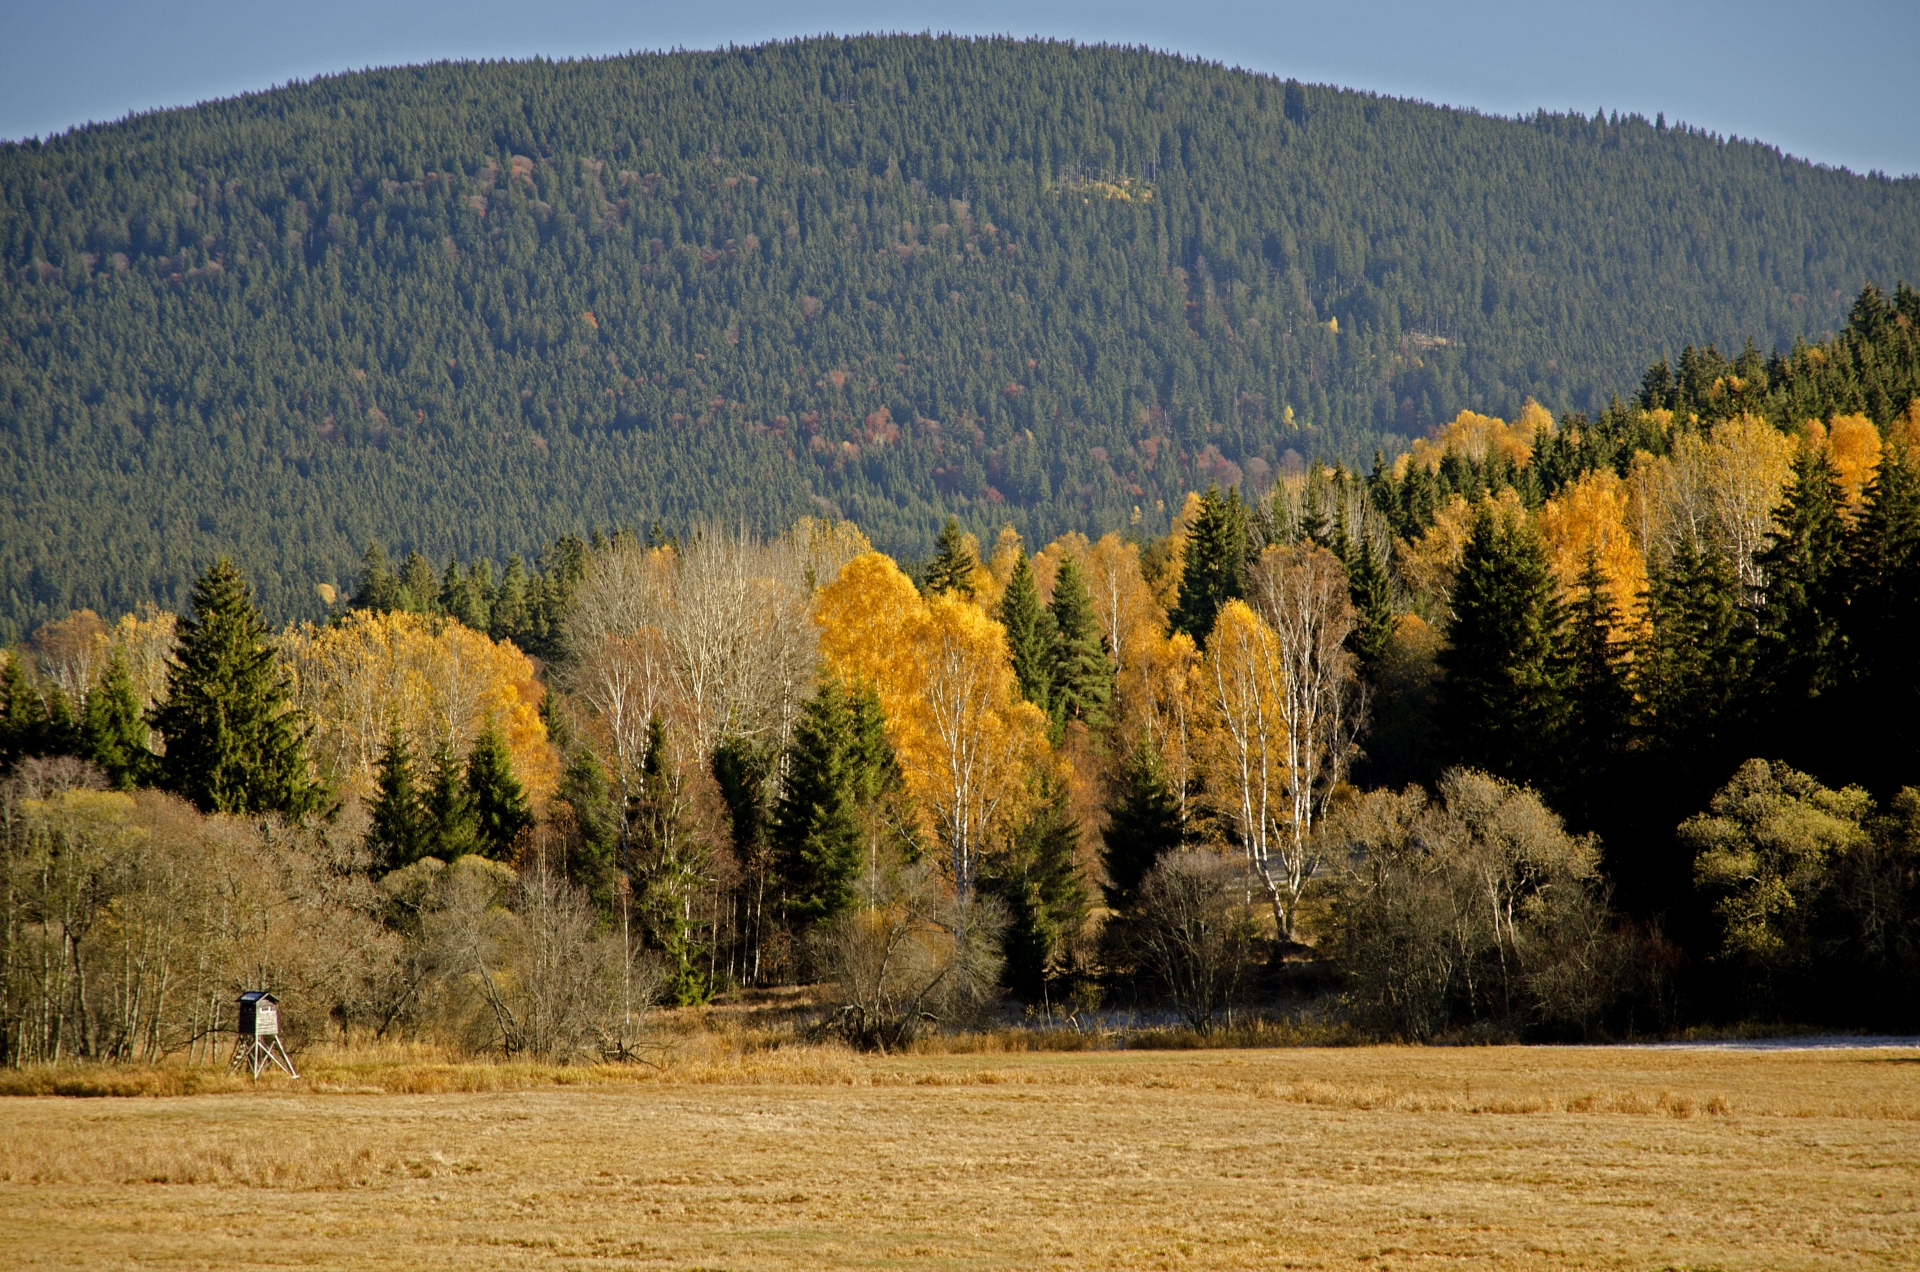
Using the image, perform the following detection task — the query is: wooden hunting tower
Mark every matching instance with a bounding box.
[228,990,298,1079]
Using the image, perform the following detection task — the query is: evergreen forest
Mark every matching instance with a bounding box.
[6,35,1919,633]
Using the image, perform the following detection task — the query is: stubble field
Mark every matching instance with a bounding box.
[2,1042,1917,1270]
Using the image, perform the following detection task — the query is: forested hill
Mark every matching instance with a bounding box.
[4,37,1917,632]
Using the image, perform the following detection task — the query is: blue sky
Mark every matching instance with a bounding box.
[2,1,1915,176]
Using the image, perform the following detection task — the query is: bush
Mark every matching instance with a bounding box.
[1131,852,1258,1033]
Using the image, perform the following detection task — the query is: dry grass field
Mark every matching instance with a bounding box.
[3,1041,1917,1270]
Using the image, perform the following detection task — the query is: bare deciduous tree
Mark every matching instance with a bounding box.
[1247,544,1363,938]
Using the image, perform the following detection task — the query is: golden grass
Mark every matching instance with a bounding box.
[4,1042,1918,1268]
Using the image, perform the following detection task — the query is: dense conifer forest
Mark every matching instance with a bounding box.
[5,35,1918,633]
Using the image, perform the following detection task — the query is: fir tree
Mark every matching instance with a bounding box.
[984,777,1088,1004]
[1436,504,1568,787]
[466,723,532,858]
[923,517,978,597]
[368,728,425,871]
[1171,484,1248,644]
[998,553,1055,714]
[82,653,154,789]
[1101,740,1184,911]
[420,740,479,859]
[150,558,324,817]
[1048,556,1113,732]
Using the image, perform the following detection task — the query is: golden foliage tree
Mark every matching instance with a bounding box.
[282,610,554,802]
[815,552,1051,902]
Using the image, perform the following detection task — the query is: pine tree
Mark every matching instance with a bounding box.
[150,558,325,817]
[1170,484,1248,643]
[998,553,1055,714]
[985,777,1088,1003]
[1562,552,1631,820]
[1048,556,1113,732]
[466,723,532,858]
[368,728,425,871]
[82,653,154,789]
[773,680,869,925]
[420,740,479,859]
[923,516,978,597]
[1101,740,1184,911]
[1436,503,1568,787]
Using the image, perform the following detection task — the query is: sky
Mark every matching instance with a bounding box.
[1,1,1915,177]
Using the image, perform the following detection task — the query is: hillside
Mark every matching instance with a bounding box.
[4,35,1917,630]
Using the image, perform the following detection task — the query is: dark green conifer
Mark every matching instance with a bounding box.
[773,680,871,925]
[466,723,532,858]
[986,777,1088,1003]
[998,553,1055,714]
[397,552,439,614]
[1562,553,1631,820]
[1756,444,1849,711]
[924,517,978,597]
[1048,556,1113,732]
[150,559,325,817]
[82,653,155,789]
[1342,532,1395,677]
[1,654,43,768]
[1436,504,1568,787]
[1635,541,1756,769]
[1171,484,1248,643]
[368,729,425,871]
[1100,740,1184,911]
[352,542,400,612]
[420,740,479,859]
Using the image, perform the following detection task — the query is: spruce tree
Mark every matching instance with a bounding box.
[1171,484,1248,643]
[40,684,80,758]
[1635,541,1757,776]
[150,559,324,817]
[1562,553,1631,821]
[984,778,1088,1004]
[466,724,532,858]
[1048,556,1113,732]
[924,517,978,596]
[773,680,868,925]
[1756,444,1849,719]
[1838,441,1920,791]
[82,653,154,789]
[1101,740,1184,911]
[1436,504,1568,787]
[368,729,425,871]
[351,542,400,612]
[1,654,43,768]
[1342,532,1396,678]
[420,740,479,859]
[998,553,1056,714]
